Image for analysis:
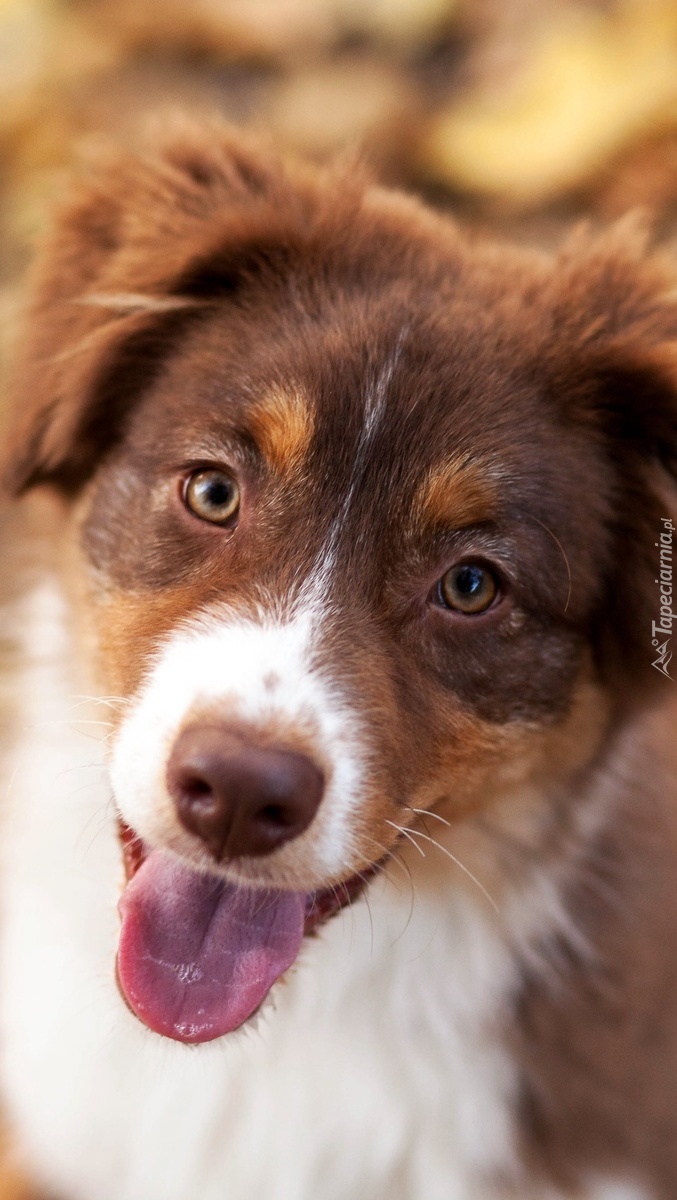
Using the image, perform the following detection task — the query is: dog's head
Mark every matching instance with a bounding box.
[6,122,677,1042]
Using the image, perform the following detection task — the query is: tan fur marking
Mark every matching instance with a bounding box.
[84,584,222,702]
[250,388,314,473]
[405,672,610,906]
[415,456,497,529]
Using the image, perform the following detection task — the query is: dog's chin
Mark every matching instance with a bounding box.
[116,820,386,1044]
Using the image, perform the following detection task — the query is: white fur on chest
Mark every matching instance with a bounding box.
[0,583,649,1200]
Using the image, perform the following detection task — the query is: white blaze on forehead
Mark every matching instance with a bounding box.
[303,337,407,605]
[109,605,366,882]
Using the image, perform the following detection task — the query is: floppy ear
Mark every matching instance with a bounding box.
[548,224,677,686]
[2,121,325,494]
[551,223,677,466]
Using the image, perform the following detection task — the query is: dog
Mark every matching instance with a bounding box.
[1,119,677,1200]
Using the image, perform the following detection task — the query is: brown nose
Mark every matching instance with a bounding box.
[167,725,324,861]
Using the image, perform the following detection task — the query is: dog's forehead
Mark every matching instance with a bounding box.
[131,293,544,515]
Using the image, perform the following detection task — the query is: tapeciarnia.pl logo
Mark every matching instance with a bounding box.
[652,517,675,679]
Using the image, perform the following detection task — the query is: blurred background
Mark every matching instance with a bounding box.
[3,0,677,306]
[1,0,677,378]
[0,0,676,349]
[1,0,677,1189]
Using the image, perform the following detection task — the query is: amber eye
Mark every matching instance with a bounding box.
[438,562,500,614]
[183,469,240,525]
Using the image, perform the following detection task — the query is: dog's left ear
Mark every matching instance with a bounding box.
[548,224,677,683]
[549,223,677,473]
[2,121,348,495]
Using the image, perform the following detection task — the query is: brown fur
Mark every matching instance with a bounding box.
[4,119,677,1196]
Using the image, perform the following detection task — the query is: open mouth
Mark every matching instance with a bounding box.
[116,821,384,1044]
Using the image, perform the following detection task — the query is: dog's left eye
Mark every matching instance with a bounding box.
[437,562,500,614]
[183,469,240,525]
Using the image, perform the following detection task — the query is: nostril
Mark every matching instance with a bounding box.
[258,804,294,829]
[180,775,213,802]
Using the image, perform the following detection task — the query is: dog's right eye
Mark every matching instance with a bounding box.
[183,469,240,525]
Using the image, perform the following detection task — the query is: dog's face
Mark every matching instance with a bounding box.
[6,125,677,1043]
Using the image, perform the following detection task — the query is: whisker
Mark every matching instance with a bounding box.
[361,835,405,896]
[388,850,419,944]
[53,762,107,780]
[29,718,115,734]
[75,801,113,857]
[350,869,375,954]
[65,696,128,713]
[2,764,19,807]
[385,819,426,858]
[405,826,499,914]
[361,834,418,938]
[409,806,451,829]
[63,776,110,801]
[525,514,572,615]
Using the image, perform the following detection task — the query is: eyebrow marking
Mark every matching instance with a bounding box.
[250,387,315,473]
[415,456,497,529]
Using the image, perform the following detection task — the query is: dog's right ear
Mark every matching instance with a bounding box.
[2,121,345,495]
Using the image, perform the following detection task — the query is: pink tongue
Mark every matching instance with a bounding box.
[117,850,305,1043]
